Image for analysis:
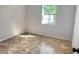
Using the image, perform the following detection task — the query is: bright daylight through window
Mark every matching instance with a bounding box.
[42,5,57,25]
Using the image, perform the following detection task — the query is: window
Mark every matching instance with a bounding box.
[42,5,57,25]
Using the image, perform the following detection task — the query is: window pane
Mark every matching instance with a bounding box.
[41,19,49,24]
[50,15,54,20]
[49,20,54,24]
[42,5,57,15]
[42,5,57,25]
[42,15,49,20]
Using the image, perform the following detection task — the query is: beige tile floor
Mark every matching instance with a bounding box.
[0,33,72,54]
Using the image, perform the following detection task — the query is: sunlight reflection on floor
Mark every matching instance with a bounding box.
[39,43,56,54]
[19,35,36,38]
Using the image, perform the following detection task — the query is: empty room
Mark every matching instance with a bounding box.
[0,5,78,54]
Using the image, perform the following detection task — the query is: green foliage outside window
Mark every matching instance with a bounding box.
[42,5,57,15]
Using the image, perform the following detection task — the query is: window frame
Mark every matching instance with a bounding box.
[41,5,57,25]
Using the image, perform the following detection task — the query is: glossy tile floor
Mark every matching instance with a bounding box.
[0,33,72,54]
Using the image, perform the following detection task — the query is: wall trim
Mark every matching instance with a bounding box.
[25,32,72,41]
[0,32,25,42]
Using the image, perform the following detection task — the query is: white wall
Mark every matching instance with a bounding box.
[72,6,79,48]
[0,5,75,41]
[25,5,76,40]
[0,6,26,41]
[25,5,42,34]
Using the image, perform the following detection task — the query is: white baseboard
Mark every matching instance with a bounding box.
[0,33,23,42]
[0,32,72,42]
[26,32,72,41]
[0,34,18,42]
[47,35,72,41]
